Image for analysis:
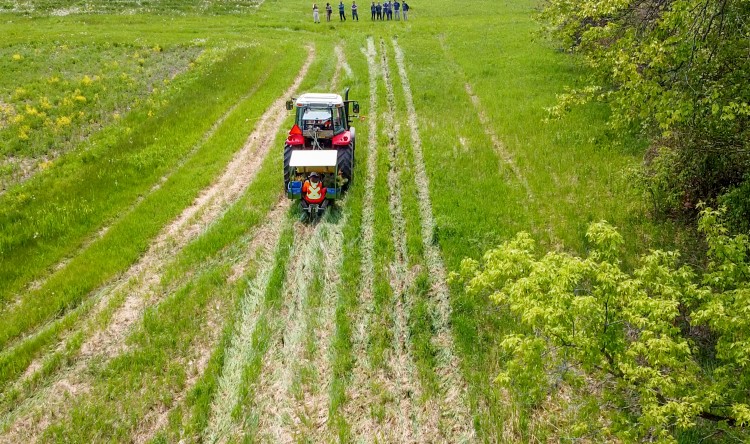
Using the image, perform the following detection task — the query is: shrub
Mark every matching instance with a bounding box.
[451,207,750,442]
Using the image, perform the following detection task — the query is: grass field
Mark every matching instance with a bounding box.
[0,0,725,442]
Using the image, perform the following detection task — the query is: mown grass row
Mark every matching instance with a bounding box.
[327,36,369,442]
[0,42,307,393]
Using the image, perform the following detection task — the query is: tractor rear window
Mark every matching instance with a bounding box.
[302,108,331,122]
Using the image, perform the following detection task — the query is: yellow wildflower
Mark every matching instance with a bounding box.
[81,75,92,86]
[39,97,53,110]
[18,125,30,140]
[12,54,23,61]
[56,116,72,127]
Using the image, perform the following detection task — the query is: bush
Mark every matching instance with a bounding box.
[451,207,750,442]
[718,175,750,234]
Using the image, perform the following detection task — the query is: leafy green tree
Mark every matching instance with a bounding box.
[540,0,750,219]
[451,207,750,442]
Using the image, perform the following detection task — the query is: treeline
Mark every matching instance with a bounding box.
[540,0,750,231]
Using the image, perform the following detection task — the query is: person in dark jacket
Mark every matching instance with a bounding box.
[375,1,382,19]
[371,1,376,19]
[393,0,400,20]
[351,1,359,20]
[338,1,346,20]
[402,1,409,20]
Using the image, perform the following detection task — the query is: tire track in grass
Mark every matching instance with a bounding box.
[132,198,290,444]
[344,35,380,439]
[392,37,476,442]
[250,223,316,442]
[436,36,534,201]
[199,206,292,444]
[252,209,347,443]
[23,66,275,297]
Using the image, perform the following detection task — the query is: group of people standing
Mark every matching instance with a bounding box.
[371,1,409,20]
[312,1,410,23]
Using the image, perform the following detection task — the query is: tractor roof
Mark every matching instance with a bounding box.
[295,93,344,107]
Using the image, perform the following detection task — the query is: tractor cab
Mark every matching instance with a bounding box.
[285,91,359,149]
[283,88,359,192]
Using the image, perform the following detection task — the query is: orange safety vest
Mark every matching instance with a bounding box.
[302,179,326,204]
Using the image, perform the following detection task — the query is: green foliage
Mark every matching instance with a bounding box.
[540,0,750,218]
[451,207,750,442]
[717,175,750,234]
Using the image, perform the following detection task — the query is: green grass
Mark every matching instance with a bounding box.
[0,43,287,304]
[0,43,305,392]
[0,42,200,178]
[0,0,713,441]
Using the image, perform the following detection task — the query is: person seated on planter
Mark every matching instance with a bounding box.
[302,172,328,211]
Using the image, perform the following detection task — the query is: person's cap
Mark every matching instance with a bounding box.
[310,172,320,177]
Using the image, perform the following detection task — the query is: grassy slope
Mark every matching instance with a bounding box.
[0,0,703,441]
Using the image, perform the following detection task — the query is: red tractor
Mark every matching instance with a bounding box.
[284,88,359,194]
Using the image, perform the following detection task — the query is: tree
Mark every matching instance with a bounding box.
[540,0,750,219]
[451,207,750,442]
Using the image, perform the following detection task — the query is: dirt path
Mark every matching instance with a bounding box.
[0,47,315,443]
[393,37,476,442]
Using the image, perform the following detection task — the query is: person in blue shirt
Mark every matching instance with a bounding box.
[375,1,382,20]
[402,1,409,20]
[351,1,359,20]
[384,0,390,20]
[338,1,346,20]
[393,0,400,20]
[371,1,376,19]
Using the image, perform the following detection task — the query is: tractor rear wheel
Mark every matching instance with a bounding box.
[283,144,293,190]
[337,143,354,191]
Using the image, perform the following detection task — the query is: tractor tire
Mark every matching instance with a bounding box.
[283,144,294,190]
[337,143,354,192]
